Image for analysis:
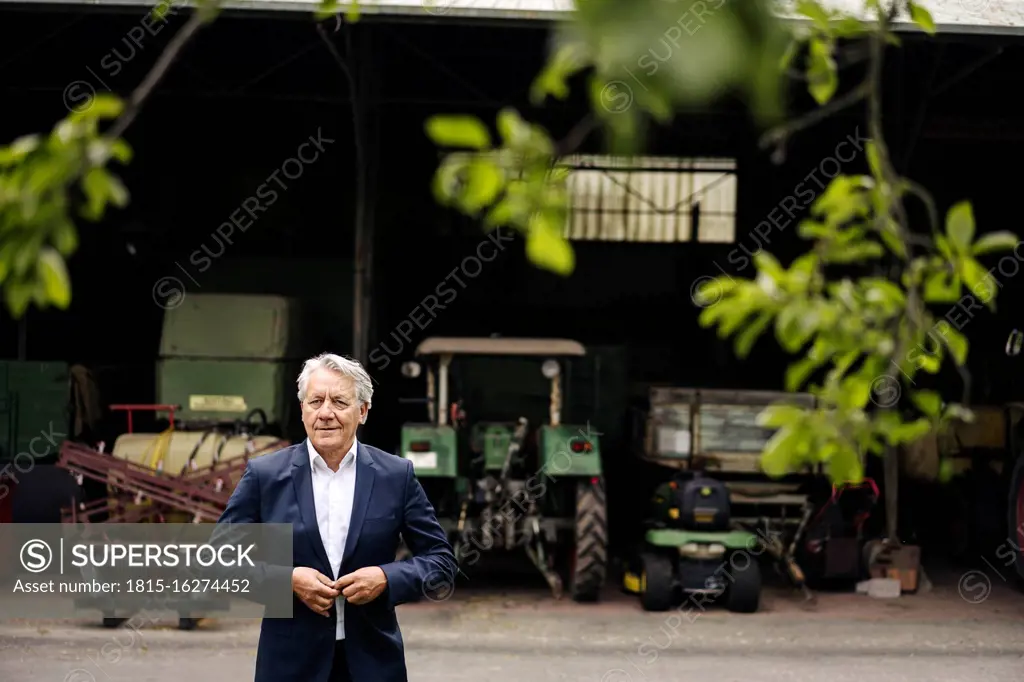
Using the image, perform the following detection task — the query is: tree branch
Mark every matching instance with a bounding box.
[759,81,869,152]
[555,114,598,158]
[105,10,208,143]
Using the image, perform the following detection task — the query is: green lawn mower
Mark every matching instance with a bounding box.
[623,473,762,613]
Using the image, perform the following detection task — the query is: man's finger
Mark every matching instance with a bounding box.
[316,583,341,597]
[335,572,358,588]
[342,583,360,598]
[315,572,335,586]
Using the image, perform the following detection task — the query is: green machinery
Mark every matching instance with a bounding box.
[624,387,822,609]
[109,293,309,474]
[397,337,608,601]
[0,360,71,466]
[623,473,762,612]
[0,360,73,523]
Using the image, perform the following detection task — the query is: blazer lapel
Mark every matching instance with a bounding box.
[341,442,376,570]
[291,444,332,576]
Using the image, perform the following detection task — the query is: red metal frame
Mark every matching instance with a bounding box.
[57,437,289,524]
[109,404,181,434]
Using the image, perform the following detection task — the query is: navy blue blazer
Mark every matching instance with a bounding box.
[216,440,458,682]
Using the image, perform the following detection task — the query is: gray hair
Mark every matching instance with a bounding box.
[296,353,374,407]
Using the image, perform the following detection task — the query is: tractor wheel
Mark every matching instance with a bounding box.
[569,478,608,602]
[102,615,127,628]
[726,555,762,613]
[639,552,674,612]
[1008,453,1024,581]
[178,617,199,631]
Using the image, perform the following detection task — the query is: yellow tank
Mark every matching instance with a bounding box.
[94,431,288,523]
[111,430,286,475]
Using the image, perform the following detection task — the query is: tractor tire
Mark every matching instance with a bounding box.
[639,552,674,612]
[570,478,608,602]
[726,556,762,613]
[178,617,199,631]
[1008,453,1024,581]
[102,616,128,629]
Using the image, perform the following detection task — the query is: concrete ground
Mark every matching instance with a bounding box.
[2,568,1024,682]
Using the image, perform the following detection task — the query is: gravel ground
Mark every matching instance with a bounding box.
[2,574,1024,682]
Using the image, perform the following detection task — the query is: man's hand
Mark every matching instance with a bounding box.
[335,566,388,605]
[292,567,340,617]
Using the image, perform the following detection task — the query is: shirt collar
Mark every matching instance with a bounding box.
[307,437,358,472]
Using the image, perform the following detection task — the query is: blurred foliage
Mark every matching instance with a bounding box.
[0,96,130,316]
[428,0,793,275]
[0,0,1010,486]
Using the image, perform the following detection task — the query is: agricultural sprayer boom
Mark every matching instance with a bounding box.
[58,438,287,522]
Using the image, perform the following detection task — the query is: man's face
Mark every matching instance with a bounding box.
[300,368,368,455]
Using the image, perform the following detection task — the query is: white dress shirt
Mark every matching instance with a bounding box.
[307,437,358,640]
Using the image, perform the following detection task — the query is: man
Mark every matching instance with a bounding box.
[217,352,457,682]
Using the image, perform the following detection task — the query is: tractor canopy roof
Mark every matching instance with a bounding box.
[414,337,586,357]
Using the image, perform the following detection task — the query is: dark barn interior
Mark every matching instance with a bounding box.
[1,4,1024,578]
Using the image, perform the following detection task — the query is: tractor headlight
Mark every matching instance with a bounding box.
[541,359,560,379]
[401,361,422,378]
[679,543,727,559]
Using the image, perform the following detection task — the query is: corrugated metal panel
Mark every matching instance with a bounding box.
[1,0,1022,34]
[562,154,736,243]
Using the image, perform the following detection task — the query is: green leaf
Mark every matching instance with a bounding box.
[754,251,787,284]
[525,212,574,275]
[760,426,802,477]
[775,302,817,353]
[425,116,492,149]
[795,0,831,29]
[484,198,514,227]
[889,418,933,444]
[785,355,821,392]
[71,93,123,120]
[827,445,863,485]
[916,349,941,374]
[314,0,338,20]
[756,404,807,429]
[460,158,505,214]
[959,256,998,310]
[4,282,32,318]
[908,2,936,35]
[839,376,871,410]
[922,270,960,303]
[37,248,71,309]
[432,155,467,204]
[735,311,773,358]
[825,240,884,263]
[910,390,943,417]
[530,41,589,104]
[945,201,975,252]
[806,37,838,105]
[934,321,969,366]
[779,38,802,72]
[972,231,1019,256]
[52,220,79,256]
[831,17,867,37]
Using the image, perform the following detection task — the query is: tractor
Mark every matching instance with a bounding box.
[623,387,831,610]
[396,336,608,602]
